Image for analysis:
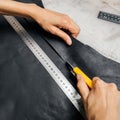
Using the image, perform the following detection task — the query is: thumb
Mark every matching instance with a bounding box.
[77,74,90,102]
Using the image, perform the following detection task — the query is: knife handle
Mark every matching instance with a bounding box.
[73,67,93,89]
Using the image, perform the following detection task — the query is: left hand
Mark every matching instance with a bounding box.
[30,4,80,45]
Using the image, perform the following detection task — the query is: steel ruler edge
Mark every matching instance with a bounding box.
[4,16,85,118]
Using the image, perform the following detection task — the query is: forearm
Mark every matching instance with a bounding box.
[0,0,40,18]
[0,0,80,45]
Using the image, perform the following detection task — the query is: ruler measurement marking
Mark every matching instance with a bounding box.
[4,16,85,116]
[98,11,120,24]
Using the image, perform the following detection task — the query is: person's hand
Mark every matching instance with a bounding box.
[30,4,80,45]
[76,75,120,120]
[0,1,80,45]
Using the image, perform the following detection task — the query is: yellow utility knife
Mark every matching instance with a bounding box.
[66,62,93,89]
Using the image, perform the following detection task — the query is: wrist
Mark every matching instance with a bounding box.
[28,3,44,21]
[23,3,38,18]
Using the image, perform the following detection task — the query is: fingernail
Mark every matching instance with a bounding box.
[72,35,77,38]
[66,37,72,45]
[76,74,82,81]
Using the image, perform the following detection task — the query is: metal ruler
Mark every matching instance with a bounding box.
[98,11,120,24]
[4,16,85,118]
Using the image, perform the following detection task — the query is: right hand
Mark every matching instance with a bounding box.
[76,75,120,120]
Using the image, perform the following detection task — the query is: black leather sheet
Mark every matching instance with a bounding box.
[0,0,120,120]
[0,15,83,120]
[42,32,120,88]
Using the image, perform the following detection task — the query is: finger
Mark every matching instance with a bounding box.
[92,77,107,94]
[59,16,80,38]
[93,77,104,88]
[49,26,72,45]
[108,83,118,91]
[77,74,90,102]
[62,21,80,38]
[69,22,80,38]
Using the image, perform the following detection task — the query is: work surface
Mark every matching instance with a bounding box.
[0,0,120,120]
[43,0,120,63]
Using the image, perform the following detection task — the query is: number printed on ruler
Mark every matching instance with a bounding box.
[4,16,85,118]
[98,11,120,24]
